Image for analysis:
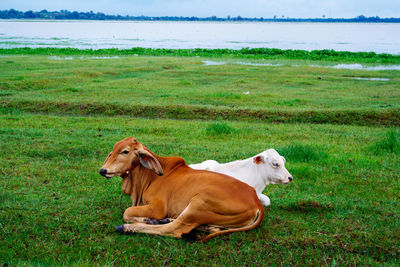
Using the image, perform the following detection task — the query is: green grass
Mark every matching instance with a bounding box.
[0,52,399,265]
[0,54,399,126]
[277,144,328,162]
[372,129,400,155]
[1,115,399,265]
[1,47,400,63]
[206,122,235,135]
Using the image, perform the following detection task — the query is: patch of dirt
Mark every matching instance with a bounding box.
[283,200,333,213]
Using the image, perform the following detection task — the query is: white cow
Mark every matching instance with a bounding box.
[190,149,293,207]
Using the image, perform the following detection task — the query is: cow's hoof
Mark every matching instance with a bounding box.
[147,218,171,225]
[158,218,170,224]
[116,225,124,233]
[147,219,160,225]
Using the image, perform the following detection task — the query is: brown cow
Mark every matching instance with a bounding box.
[100,137,264,241]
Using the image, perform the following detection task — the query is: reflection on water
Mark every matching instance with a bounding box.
[49,56,121,60]
[1,20,400,54]
[202,60,225,66]
[346,77,390,81]
[328,64,400,70]
[236,61,283,66]
[202,60,400,71]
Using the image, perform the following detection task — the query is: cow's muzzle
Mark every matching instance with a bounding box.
[99,168,112,179]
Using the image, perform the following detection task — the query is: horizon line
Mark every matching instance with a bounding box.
[1,9,400,20]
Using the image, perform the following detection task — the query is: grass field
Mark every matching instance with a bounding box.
[1,54,399,125]
[0,50,399,265]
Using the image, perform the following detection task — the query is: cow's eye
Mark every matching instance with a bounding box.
[121,150,129,154]
[272,162,279,168]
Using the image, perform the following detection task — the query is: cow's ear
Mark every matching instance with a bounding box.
[253,155,265,165]
[136,149,163,176]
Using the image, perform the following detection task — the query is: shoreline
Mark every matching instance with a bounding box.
[1,47,400,63]
[1,19,400,24]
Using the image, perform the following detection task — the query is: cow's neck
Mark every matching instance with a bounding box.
[220,158,252,174]
[121,165,155,206]
[220,158,271,191]
[254,164,271,190]
[122,152,180,206]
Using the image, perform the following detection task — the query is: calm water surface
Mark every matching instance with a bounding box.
[1,20,399,54]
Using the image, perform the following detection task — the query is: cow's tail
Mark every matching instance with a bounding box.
[201,205,265,242]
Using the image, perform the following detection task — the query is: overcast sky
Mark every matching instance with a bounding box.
[1,0,399,18]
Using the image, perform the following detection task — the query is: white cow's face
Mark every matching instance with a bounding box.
[253,149,293,184]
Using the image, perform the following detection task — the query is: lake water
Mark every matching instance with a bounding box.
[1,20,400,54]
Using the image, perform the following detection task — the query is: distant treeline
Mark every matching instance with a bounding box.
[1,9,400,22]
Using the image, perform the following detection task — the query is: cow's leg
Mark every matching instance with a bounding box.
[120,204,258,240]
[258,194,270,207]
[124,217,151,223]
[118,205,199,238]
[196,225,226,233]
[118,219,198,238]
[123,200,166,223]
[146,218,173,225]
[118,196,260,240]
